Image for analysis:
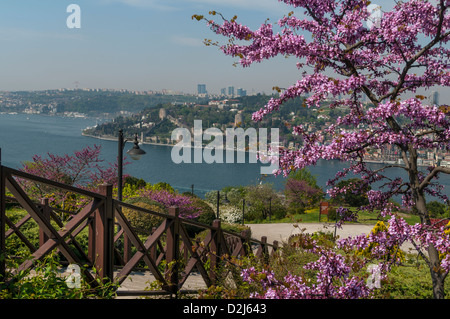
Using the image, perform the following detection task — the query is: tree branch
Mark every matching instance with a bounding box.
[387,2,450,102]
[419,166,450,191]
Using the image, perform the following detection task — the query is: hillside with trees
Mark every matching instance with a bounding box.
[0,89,206,118]
[82,94,347,148]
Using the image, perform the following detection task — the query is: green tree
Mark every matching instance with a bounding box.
[333,178,371,207]
[284,168,324,215]
[286,168,320,189]
[426,201,449,218]
[244,183,286,221]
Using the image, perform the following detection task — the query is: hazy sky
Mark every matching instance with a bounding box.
[0,0,448,101]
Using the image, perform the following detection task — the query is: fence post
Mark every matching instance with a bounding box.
[150,226,157,261]
[240,229,251,256]
[210,219,222,284]
[88,208,95,265]
[95,184,114,281]
[166,206,180,295]
[39,198,51,247]
[271,240,279,257]
[259,236,269,264]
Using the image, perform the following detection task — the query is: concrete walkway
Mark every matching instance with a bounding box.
[248,222,366,244]
[116,222,417,298]
[248,222,415,252]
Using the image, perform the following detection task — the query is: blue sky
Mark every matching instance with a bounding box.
[0,0,447,101]
[0,0,301,94]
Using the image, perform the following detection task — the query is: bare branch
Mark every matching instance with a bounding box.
[372,164,409,174]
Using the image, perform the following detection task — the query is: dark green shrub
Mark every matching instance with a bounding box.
[184,197,217,237]
[5,208,40,257]
[426,201,449,218]
[123,197,166,236]
[221,222,251,238]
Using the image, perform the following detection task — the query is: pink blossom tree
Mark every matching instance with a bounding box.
[195,0,450,298]
[285,178,323,214]
[20,145,123,211]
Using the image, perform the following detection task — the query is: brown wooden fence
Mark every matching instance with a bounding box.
[0,165,278,297]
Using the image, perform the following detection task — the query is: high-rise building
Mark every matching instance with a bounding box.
[430,91,439,105]
[228,86,235,96]
[237,88,247,97]
[197,84,207,95]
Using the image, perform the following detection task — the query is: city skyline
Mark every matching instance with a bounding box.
[0,0,300,96]
[0,1,448,101]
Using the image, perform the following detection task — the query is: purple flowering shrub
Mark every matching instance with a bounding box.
[285,179,324,214]
[199,217,450,299]
[18,146,205,224]
[128,187,202,220]
[19,145,123,213]
[239,231,372,299]
[238,216,450,299]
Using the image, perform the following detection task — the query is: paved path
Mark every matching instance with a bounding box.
[248,222,415,252]
[249,222,374,244]
[248,222,367,244]
[115,222,416,298]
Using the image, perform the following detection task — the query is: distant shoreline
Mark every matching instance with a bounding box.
[81,132,263,154]
[81,133,418,166]
[82,132,174,148]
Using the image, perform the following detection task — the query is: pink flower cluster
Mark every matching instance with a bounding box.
[241,243,372,299]
[242,214,450,299]
[134,188,201,219]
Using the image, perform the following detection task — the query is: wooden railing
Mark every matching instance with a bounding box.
[0,165,278,297]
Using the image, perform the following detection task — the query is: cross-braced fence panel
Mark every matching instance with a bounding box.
[0,164,278,297]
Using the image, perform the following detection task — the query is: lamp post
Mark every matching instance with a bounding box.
[216,191,229,220]
[118,130,125,202]
[242,198,245,225]
[216,191,220,219]
[117,130,146,263]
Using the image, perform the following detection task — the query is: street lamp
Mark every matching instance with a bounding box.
[127,133,146,161]
[118,130,146,202]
